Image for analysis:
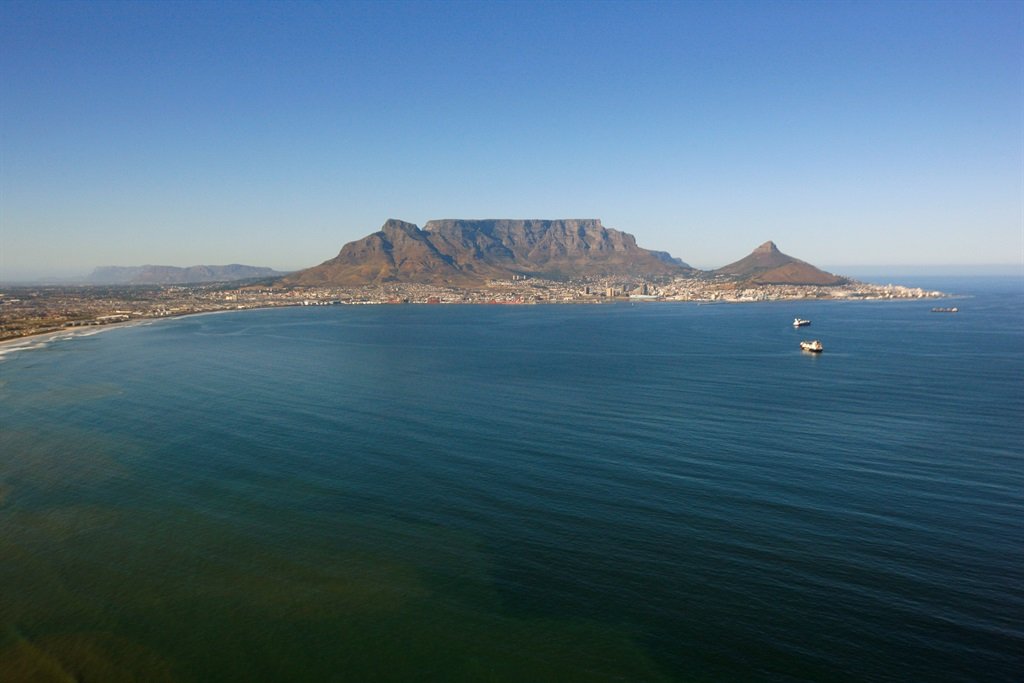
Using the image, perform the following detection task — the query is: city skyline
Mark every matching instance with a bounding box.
[2,0,1022,280]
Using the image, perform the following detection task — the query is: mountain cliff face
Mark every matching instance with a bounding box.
[88,264,283,285]
[285,219,693,285]
[713,241,847,286]
[289,219,464,285]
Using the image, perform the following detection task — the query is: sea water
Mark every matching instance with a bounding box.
[1,278,1021,681]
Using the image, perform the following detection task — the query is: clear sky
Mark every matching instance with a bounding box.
[1,0,1021,279]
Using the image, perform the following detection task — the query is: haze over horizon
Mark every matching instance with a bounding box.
[2,1,1021,281]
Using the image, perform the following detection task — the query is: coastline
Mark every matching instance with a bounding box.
[0,318,151,358]
[0,306,289,359]
[0,292,966,362]
[2,271,988,360]
[1,276,952,348]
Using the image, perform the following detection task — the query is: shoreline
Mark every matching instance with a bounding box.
[0,318,152,357]
[0,305,291,357]
[1,276,954,349]
[0,288,968,360]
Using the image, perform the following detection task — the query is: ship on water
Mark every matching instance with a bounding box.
[793,318,811,327]
[800,340,823,353]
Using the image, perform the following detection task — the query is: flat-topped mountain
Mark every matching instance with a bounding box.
[88,264,284,285]
[713,241,847,286]
[284,218,694,286]
[280,219,848,288]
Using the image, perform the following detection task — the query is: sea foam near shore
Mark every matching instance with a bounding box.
[0,321,153,361]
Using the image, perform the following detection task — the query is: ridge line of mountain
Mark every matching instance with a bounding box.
[76,219,848,287]
[86,264,286,285]
[282,218,846,287]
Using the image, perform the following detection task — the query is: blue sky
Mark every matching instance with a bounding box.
[1,0,1021,278]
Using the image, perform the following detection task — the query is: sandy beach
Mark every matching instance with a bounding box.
[0,306,291,360]
[0,320,152,360]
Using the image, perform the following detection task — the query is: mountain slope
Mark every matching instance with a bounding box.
[283,219,467,285]
[284,219,693,285]
[713,241,847,285]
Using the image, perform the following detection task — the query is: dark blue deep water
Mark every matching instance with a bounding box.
[2,279,1022,681]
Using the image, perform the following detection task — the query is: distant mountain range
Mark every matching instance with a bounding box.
[88,264,284,285]
[282,218,844,287]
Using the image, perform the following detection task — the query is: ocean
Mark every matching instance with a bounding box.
[1,277,1021,682]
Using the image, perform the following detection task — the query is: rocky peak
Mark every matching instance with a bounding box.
[713,241,846,286]
[379,219,422,237]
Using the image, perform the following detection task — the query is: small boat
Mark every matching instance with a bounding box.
[793,318,811,327]
[931,307,958,313]
[800,340,823,353]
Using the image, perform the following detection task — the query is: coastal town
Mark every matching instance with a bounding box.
[0,275,945,342]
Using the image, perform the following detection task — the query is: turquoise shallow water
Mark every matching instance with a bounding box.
[1,279,1022,681]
